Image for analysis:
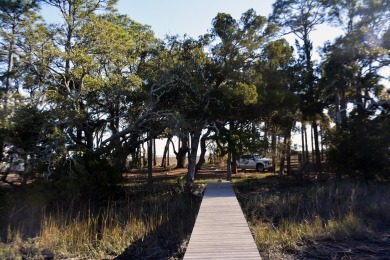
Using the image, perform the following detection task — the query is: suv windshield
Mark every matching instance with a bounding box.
[253,155,264,160]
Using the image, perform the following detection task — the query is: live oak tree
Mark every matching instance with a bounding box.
[38,0,117,151]
[19,0,160,187]
[78,13,157,162]
[27,1,118,176]
[142,36,211,190]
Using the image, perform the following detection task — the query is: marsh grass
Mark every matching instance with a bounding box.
[0,174,201,259]
[36,199,169,258]
[233,176,390,258]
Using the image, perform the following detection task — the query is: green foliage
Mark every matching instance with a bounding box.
[8,105,46,149]
[209,8,275,116]
[2,1,160,187]
[321,0,390,180]
[327,111,390,179]
[3,104,67,177]
[82,153,122,189]
[234,124,269,155]
[220,82,257,106]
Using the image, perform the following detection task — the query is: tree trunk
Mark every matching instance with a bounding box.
[138,144,142,168]
[227,150,232,181]
[271,131,277,174]
[304,125,309,163]
[298,123,305,181]
[142,142,146,167]
[231,152,237,174]
[167,147,170,166]
[85,127,94,150]
[130,149,136,169]
[161,137,170,168]
[287,142,291,175]
[301,123,305,164]
[195,128,212,173]
[279,137,286,177]
[153,138,157,166]
[312,120,322,173]
[186,129,202,191]
[176,135,188,168]
[147,135,153,191]
[311,126,315,162]
[279,158,285,176]
[227,121,235,179]
[286,131,292,175]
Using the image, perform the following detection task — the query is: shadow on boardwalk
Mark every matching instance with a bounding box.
[115,193,201,260]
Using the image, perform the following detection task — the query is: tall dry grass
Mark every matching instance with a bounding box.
[0,179,201,259]
[233,176,390,257]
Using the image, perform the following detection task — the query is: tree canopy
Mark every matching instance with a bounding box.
[1,0,389,190]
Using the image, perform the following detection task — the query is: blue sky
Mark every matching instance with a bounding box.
[40,0,343,61]
[41,0,274,39]
[116,0,273,39]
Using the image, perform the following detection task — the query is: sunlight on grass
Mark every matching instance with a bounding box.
[1,179,201,259]
[252,213,367,254]
[234,177,390,257]
[36,201,166,258]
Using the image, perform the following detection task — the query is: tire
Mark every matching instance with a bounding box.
[256,164,264,172]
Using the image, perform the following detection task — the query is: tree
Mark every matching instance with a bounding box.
[13,0,162,188]
[6,104,66,183]
[142,36,211,190]
[322,0,390,179]
[207,9,277,179]
[0,0,41,164]
[270,0,330,173]
[256,38,297,175]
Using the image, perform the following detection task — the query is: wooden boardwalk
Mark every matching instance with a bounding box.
[184,181,261,260]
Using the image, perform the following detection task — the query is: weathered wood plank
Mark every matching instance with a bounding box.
[184,181,261,260]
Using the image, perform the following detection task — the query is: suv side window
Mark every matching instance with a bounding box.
[241,155,253,160]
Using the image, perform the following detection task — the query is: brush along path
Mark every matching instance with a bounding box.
[184,181,261,259]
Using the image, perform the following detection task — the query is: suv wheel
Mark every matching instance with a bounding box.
[256,164,264,172]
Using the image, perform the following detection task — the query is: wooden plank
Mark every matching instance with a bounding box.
[184,181,261,260]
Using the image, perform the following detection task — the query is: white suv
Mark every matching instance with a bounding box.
[237,154,273,172]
